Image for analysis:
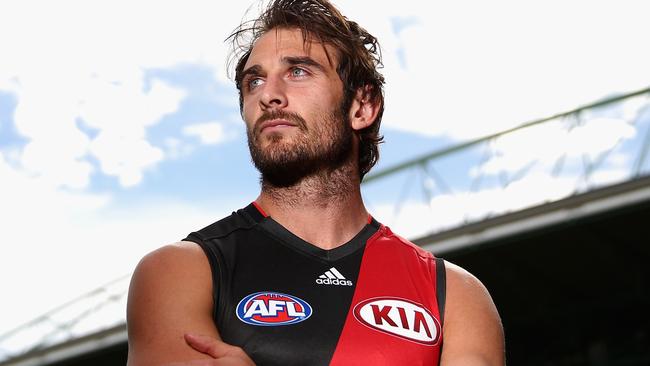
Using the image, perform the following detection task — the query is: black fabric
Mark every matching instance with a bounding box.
[258,216,379,262]
[435,257,446,327]
[434,257,446,362]
[183,204,380,366]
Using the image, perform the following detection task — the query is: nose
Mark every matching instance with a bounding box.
[260,76,288,110]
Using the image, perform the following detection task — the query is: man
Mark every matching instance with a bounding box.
[126,0,505,365]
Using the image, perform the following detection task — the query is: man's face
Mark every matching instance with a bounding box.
[240,27,353,186]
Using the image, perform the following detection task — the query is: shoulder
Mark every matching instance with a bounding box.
[128,241,212,310]
[374,225,434,261]
[136,241,208,269]
[444,261,494,304]
[186,208,258,243]
[130,241,211,293]
[440,260,505,365]
[127,242,218,365]
[127,241,214,323]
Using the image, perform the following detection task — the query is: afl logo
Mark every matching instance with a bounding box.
[353,297,440,345]
[236,292,312,326]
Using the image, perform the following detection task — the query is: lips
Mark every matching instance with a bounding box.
[259,119,297,132]
[254,110,307,135]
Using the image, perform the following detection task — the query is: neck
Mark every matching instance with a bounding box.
[257,163,369,250]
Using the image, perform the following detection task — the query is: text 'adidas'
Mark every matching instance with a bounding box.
[316,267,353,286]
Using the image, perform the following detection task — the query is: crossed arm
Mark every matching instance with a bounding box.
[126,242,504,365]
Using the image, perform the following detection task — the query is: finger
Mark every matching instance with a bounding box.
[184,333,231,358]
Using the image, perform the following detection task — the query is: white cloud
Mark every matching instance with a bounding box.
[372,200,440,239]
[89,130,165,187]
[183,121,232,145]
[79,79,185,131]
[2,0,648,190]
[0,152,239,334]
[163,137,195,160]
[621,94,650,120]
[371,155,634,240]
[0,151,111,330]
[8,75,184,188]
[471,117,637,181]
[356,1,650,140]
[0,0,238,190]
[372,172,579,239]
[565,118,636,155]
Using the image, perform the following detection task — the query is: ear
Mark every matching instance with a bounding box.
[348,86,381,132]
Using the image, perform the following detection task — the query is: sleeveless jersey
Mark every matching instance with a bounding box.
[184,203,445,366]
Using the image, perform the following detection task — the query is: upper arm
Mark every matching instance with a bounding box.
[440,261,505,366]
[126,241,220,365]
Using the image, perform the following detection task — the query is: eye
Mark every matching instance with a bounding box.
[247,77,264,90]
[290,67,308,77]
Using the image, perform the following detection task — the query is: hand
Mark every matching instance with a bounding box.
[184,333,256,366]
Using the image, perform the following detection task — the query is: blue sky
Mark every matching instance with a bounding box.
[1,0,649,337]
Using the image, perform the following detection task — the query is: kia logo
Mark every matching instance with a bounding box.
[353,297,440,345]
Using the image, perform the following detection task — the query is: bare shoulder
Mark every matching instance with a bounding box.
[444,261,496,310]
[441,261,505,366]
[134,241,208,275]
[127,241,219,365]
[128,241,212,304]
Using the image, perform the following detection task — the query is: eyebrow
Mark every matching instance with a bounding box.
[282,56,326,72]
[240,55,327,81]
[239,65,263,84]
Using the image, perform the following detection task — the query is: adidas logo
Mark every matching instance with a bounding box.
[316,267,353,286]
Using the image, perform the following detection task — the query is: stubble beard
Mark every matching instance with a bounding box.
[247,107,355,193]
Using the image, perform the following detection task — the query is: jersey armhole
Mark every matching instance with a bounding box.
[435,257,446,327]
[183,233,221,324]
[434,257,446,366]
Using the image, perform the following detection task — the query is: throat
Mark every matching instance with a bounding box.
[261,163,357,207]
[258,164,368,250]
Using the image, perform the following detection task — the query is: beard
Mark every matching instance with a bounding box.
[247,107,354,188]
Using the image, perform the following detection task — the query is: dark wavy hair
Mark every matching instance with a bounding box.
[227,0,385,178]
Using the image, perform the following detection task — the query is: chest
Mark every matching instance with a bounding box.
[212,228,442,366]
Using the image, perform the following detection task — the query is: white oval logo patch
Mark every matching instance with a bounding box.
[236,292,312,326]
[353,297,440,345]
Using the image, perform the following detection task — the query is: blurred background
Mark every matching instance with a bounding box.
[1,0,649,365]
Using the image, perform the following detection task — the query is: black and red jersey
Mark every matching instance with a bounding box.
[184,203,445,365]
